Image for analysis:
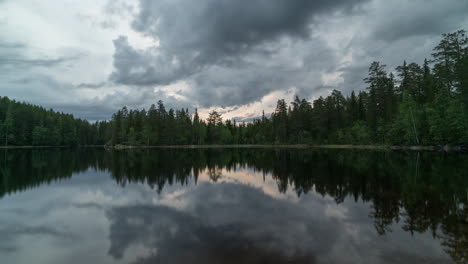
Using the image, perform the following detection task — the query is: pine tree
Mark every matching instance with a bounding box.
[3,102,13,146]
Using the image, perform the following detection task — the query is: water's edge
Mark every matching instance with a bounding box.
[0,144,466,152]
[109,144,467,152]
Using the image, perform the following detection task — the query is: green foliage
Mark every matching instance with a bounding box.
[427,90,468,143]
[391,92,422,144]
[32,126,50,146]
[2,29,467,146]
[0,96,99,146]
[351,121,372,144]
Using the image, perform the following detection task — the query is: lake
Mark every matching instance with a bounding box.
[0,148,467,263]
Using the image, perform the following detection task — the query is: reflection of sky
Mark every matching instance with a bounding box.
[0,166,454,264]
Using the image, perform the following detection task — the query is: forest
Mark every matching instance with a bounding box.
[0,30,467,146]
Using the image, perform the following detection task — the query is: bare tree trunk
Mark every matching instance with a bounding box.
[409,107,420,145]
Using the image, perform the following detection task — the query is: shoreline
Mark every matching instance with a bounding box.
[0,144,466,152]
[109,144,467,152]
[0,145,103,149]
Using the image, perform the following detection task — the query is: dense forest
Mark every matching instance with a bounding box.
[1,30,467,146]
[0,96,100,146]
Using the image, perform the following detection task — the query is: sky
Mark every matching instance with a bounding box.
[1,0,467,121]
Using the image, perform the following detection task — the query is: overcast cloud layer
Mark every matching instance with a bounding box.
[1,0,468,120]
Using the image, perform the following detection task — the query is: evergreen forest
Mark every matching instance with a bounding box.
[1,30,467,146]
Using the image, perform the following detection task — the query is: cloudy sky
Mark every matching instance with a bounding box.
[1,0,467,121]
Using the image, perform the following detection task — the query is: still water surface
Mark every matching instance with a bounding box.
[0,148,467,264]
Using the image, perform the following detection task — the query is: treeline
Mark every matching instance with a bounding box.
[0,96,100,146]
[106,30,468,146]
[1,30,467,146]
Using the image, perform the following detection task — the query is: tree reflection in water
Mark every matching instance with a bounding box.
[1,148,467,263]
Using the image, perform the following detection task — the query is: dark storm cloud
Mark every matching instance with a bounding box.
[371,0,468,42]
[110,0,368,106]
[132,0,366,61]
[110,35,200,86]
[180,36,336,107]
[187,63,288,107]
[109,0,468,110]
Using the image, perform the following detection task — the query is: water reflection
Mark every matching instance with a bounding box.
[0,148,467,263]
